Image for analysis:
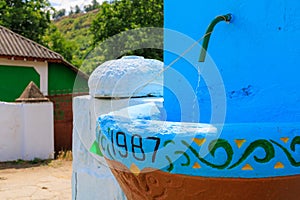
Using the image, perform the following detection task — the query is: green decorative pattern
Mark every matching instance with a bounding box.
[166,156,174,172]
[163,140,175,147]
[182,139,233,170]
[164,136,300,173]
[271,137,300,167]
[175,151,190,166]
[228,139,275,169]
[93,121,300,178]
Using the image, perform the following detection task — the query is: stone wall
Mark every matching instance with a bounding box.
[0,101,54,161]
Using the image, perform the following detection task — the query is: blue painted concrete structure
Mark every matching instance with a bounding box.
[95,103,300,178]
[164,0,300,123]
[91,0,300,182]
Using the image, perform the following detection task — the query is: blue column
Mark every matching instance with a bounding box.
[164,0,300,123]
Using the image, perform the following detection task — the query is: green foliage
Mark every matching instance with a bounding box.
[84,0,100,12]
[43,24,76,62]
[84,0,163,74]
[0,0,52,45]
[53,9,66,20]
[91,0,163,43]
[82,27,163,74]
[75,5,81,14]
[52,11,97,68]
[0,0,164,75]
[51,0,164,74]
[69,9,74,16]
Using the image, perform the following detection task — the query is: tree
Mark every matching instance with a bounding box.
[79,0,163,74]
[84,0,100,12]
[0,0,52,45]
[91,0,100,9]
[90,0,163,59]
[53,9,66,20]
[83,4,92,12]
[42,24,76,62]
[75,5,81,14]
[69,7,74,15]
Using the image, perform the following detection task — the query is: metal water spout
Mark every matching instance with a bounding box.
[199,14,232,62]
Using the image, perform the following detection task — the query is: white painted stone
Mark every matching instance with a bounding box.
[72,125,126,200]
[0,102,54,161]
[108,102,162,121]
[73,171,126,200]
[0,102,23,161]
[72,96,163,200]
[22,103,54,160]
[73,56,164,199]
[88,56,163,98]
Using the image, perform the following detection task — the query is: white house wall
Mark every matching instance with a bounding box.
[0,58,48,95]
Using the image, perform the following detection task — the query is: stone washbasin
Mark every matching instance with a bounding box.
[92,103,300,200]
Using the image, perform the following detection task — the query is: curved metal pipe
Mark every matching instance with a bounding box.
[199,14,232,62]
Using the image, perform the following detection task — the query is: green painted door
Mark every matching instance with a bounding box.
[0,65,40,102]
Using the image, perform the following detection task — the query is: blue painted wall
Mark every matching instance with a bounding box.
[164,0,300,123]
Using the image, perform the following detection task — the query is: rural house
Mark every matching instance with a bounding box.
[0,25,89,153]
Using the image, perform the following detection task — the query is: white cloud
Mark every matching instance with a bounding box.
[49,0,104,12]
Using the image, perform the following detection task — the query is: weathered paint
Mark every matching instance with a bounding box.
[0,65,40,102]
[96,104,300,178]
[107,159,300,200]
[87,2,300,198]
[48,63,88,96]
[72,56,165,199]
[73,96,163,200]
[88,56,163,98]
[164,0,300,123]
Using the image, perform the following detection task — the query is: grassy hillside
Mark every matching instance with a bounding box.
[52,1,163,75]
[53,10,98,70]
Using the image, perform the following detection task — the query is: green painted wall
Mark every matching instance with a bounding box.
[0,65,40,102]
[48,63,88,95]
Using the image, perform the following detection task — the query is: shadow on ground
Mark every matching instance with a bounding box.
[0,159,52,170]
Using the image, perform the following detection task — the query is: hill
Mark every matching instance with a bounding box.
[53,10,98,70]
[51,0,163,75]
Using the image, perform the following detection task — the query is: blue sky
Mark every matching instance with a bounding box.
[49,0,104,12]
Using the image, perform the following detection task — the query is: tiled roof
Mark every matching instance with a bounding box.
[0,25,63,61]
[0,25,89,80]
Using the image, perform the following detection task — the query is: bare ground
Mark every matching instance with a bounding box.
[0,160,72,200]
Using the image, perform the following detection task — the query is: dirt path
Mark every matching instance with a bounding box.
[0,160,72,200]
